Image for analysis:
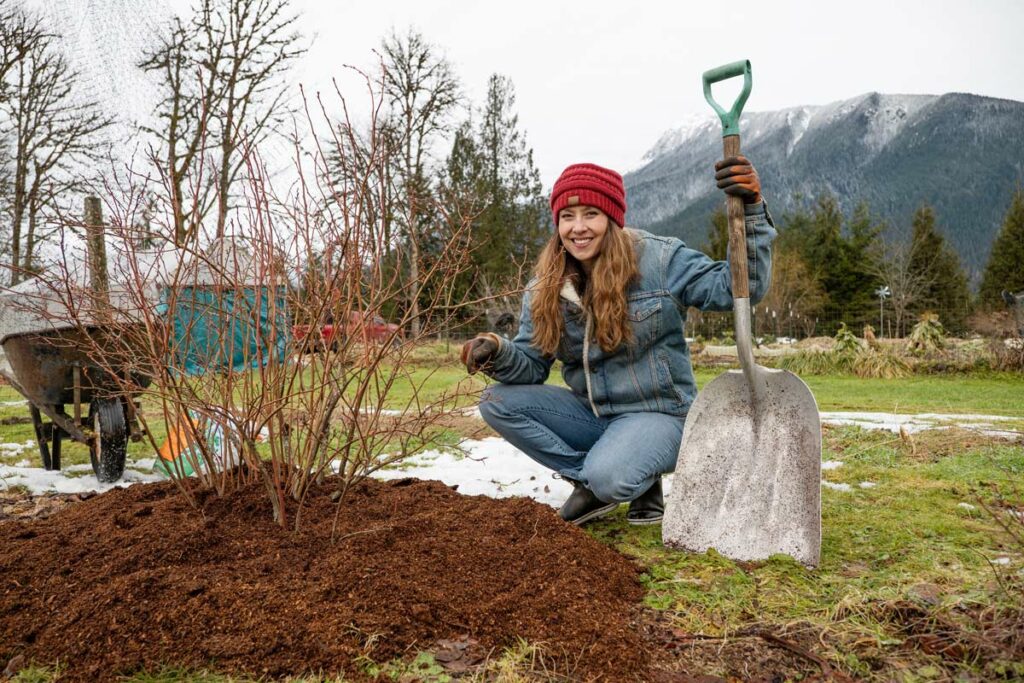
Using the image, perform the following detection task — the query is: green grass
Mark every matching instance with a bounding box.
[0,383,165,470]
[3,347,1024,680]
[589,426,1024,680]
[694,368,1024,416]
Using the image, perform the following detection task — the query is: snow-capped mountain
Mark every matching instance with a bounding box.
[624,92,1024,275]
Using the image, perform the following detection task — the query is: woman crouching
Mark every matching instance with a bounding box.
[462,159,775,525]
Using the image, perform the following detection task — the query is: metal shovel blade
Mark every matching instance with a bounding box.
[663,309,822,567]
[664,60,821,566]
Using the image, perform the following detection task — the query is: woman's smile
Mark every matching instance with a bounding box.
[558,205,610,270]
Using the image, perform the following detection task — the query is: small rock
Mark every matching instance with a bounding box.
[3,654,25,677]
[908,582,943,606]
[840,562,870,578]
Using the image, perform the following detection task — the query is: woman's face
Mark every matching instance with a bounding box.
[558,205,610,268]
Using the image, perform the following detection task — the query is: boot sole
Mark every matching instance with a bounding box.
[570,502,619,526]
[626,513,663,526]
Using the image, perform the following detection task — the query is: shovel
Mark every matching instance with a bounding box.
[662,60,822,567]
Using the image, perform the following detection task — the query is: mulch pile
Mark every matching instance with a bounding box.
[0,476,651,681]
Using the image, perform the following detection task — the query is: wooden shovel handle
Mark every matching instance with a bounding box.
[723,135,749,299]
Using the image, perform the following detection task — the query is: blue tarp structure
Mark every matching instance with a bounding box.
[159,237,290,375]
[162,286,289,375]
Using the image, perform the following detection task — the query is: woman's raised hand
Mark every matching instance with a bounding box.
[461,334,500,374]
[714,155,761,204]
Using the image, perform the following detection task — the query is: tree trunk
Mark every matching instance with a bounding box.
[22,194,36,277]
[85,196,110,308]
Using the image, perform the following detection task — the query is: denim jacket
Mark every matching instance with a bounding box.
[484,202,776,418]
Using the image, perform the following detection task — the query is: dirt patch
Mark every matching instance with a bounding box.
[644,614,844,682]
[1,490,97,522]
[874,599,1024,678]
[0,476,650,681]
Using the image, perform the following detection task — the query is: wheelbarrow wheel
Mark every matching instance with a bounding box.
[88,398,127,483]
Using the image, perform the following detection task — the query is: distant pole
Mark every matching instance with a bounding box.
[85,196,110,307]
[875,286,890,339]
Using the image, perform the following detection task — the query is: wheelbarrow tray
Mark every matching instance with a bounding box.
[2,328,150,408]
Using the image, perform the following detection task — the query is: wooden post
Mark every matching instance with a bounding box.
[84,197,110,307]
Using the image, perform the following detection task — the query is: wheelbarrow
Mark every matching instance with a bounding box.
[0,327,150,483]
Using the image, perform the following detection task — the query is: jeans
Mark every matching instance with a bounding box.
[479,383,685,503]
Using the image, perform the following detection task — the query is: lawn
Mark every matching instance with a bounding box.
[2,347,1023,681]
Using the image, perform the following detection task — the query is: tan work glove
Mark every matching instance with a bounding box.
[461,333,500,374]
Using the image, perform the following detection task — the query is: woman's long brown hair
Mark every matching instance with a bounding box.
[530,223,640,356]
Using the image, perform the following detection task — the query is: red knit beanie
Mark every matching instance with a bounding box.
[550,163,627,228]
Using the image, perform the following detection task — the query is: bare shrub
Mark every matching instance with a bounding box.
[968,310,1018,339]
[11,70,488,531]
[989,338,1024,372]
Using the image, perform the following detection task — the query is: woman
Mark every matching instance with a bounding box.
[462,159,775,525]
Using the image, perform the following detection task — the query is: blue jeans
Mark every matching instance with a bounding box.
[479,384,685,503]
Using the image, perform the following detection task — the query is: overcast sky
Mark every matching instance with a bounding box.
[29,0,1024,189]
[286,0,1024,187]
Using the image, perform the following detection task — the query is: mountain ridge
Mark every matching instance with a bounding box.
[623,91,1024,278]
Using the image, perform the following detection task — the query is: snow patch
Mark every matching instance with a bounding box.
[859,482,877,489]
[371,438,574,507]
[0,460,163,494]
[785,107,813,155]
[820,411,1021,438]
[822,481,852,492]
[957,502,977,511]
[821,460,844,470]
[639,113,716,163]
[0,441,33,456]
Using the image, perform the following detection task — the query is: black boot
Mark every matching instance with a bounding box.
[558,482,617,526]
[627,478,664,525]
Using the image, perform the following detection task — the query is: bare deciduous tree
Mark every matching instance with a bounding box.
[0,0,40,97]
[141,0,305,246]
[754,247,827,339]
[870,232,937,337]
[0,4,112,284]
[139,17,221,246]
[379,29,460,336]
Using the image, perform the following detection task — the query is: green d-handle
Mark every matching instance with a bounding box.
[702,60,752,137]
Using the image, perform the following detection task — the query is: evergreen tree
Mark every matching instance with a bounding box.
[906,205,972,333]
[979,189,1024,307]
[778,195,881,334]
[475,74,546,284]
[440,74,545,304]
[840,203,883,329]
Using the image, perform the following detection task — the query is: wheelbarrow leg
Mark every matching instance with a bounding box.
[30,405,54,470]
[50,407,63,471]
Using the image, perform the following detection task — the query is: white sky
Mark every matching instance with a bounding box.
[286,0,1024,187]
[27,0,1024,189]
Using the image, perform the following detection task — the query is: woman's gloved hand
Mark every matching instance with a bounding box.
[461,334,500,374]
[714,155,762,204]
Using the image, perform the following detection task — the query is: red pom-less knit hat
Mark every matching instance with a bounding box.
[550,163,627,228]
